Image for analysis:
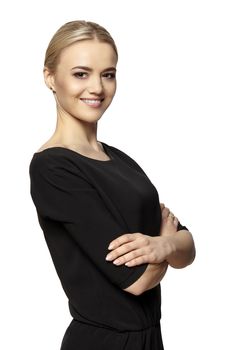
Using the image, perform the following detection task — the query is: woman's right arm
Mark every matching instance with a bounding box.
[29,152,149,291]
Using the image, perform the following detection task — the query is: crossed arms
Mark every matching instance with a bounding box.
[106,204,196,295]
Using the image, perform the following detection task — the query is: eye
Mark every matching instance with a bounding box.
[73,72,88,79]
[102,72,116,79]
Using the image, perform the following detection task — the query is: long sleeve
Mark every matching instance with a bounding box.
[29,151,148,289]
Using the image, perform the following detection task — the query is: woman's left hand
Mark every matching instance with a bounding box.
[106,233,177,267]
[105,203,179,267]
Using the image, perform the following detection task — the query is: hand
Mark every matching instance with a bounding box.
[106,232,177,266]
[160,203,179,236]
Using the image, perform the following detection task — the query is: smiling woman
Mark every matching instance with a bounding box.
[29,20,195,350]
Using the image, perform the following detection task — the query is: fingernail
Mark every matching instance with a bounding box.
[108,243,114,250]
[105,254,112,261]
[113,259,120,265]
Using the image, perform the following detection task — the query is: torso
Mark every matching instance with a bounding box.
[29,143,164,348]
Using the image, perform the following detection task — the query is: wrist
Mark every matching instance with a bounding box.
[163,235,178,264]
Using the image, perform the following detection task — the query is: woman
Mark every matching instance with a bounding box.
[29,20,195,350]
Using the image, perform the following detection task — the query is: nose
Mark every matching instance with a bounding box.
[87,76,104,95]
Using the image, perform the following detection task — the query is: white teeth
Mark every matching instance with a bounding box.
[82,99,102,105]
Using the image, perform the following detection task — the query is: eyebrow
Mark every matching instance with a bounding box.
[71,65,117,72]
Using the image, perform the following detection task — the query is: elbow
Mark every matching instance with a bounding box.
[169,245,196,269]
[186,241,196,267]
[170,232,196,269]
[189,245,196,265]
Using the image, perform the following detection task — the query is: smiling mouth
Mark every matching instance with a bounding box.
[80,98,104,107]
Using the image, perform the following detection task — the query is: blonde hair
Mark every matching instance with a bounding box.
[44,20,118,72]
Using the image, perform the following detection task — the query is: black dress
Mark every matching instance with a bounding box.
[29,141,187,350]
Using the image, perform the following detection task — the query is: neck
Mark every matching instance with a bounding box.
[51,109,100,150]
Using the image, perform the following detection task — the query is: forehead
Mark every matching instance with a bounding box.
[57,39,117,69]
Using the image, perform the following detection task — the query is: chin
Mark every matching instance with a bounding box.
[74,113,104,124]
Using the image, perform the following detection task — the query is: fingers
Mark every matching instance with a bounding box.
[116,237,172,266]
[106,240,143,261]
[125,255,152,267]
[168,212,179,225]
[160,203,165,210]
[108,232,141,250]
[160,204,179,237]
[173,216,179,227]
[161,203,173,218]
[161,205,178,224]
[106,235,170,266]
[161,206,170,219]
[168,211,175,220]
[109,246,161,267]
[106,233,154,266]
[111,248,148,266]
[124,253,166,267]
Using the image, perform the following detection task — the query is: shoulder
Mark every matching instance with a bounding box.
[29,148,87,183]
[30,148,66,173]
[106,143,137,164]
[29,150,95,194]
[30,147,79,167]
[105,143,128,157]
[106,142,147,175]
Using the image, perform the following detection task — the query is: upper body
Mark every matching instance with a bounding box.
[29,140,191,331]
[30,20,195,326]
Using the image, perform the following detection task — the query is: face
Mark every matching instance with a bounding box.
[44,39,117,123]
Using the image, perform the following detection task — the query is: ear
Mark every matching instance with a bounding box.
[43,67,56,92]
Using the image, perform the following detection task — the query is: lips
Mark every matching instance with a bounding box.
[80,98,104,108]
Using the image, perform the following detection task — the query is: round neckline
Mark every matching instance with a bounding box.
[33,141,114,163]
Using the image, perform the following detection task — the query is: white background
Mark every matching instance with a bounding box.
[1,0,232,349]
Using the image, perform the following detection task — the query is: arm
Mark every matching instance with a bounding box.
[123,261,168,295]
[106,204,195,295]
[159,204,196,268]
[106,232,171,295]
[106,205,195,269]
[106,233,171,296]
[161,229,195,268]
[123,229,195,295]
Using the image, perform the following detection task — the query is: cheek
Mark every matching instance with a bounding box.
[56,77,84,96]
[106,82,117,97]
